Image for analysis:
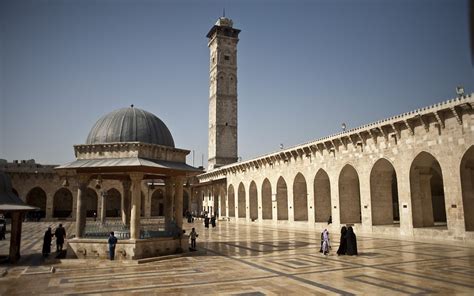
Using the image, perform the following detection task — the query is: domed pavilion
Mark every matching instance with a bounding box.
[56,106,201,260]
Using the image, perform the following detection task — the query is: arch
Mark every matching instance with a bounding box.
[26,187,47,218]
[151,189,164,216]
[261,178,272,220]
[277,177,288,220]
[183,190,190,214]
[85,188,98,218]
[238,182,246,218]
[53,188,73,218]
[249,181,258,220]
[461,146,474,231]
[228,185,235,217]
[106,188,121,217]
[370,158,399,225]
[410,151,446,228]
[339,164,361,224]
[293,173,308,221]
[219,187,227,217]
[314,169,331,223]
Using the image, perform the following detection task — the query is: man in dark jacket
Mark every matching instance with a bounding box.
[108,232,118,260]
[54,224,66,252]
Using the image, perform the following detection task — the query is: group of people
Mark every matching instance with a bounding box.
[319,226,358,256]
[204,215,216,228]
[42,224,66,257]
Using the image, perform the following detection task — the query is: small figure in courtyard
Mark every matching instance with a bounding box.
[108,231,118,260]
[93,212,97,222]
[189,227,198,250]
[54,224,66,252]
[327,215,332,225]
[346,226,358,256]
[337,226,347,256]
[42,227,52,257]
[211,215,216,228]
[186,210,193,223]
[0,224,6,240]
[204,215,210,228]
[321,229,330,255]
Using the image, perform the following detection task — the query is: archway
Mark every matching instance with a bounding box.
[106,188,121,217]
[339,164,361,224]
[26,187,47,218]
[461,146,474,231]
[238,182,246,218]
[53,188,73,218]
[151,189,164,216]
[314,169,331,223]
[410,152,446,228]
[293,173,308,221]
[219,187,227,217]
[249,181,258,220]
[85,188,98,217]
[370,159,399,225]
[228,185,235,217]
[183,190,190,214]
[277,177,288,220]
[261,178,272,220]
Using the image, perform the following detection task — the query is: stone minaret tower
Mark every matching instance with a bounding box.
[207,17,240,170]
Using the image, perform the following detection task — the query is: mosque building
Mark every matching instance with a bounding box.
[1,16,474,244]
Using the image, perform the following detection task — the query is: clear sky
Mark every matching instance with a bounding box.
[1,0,473,167]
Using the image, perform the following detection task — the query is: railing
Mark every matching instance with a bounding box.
[83,219,182,239]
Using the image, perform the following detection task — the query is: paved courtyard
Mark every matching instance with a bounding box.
[1,221,474,295]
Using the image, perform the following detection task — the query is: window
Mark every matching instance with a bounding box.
[224,55,230,61]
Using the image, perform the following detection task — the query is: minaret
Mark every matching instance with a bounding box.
[207,17,240,170]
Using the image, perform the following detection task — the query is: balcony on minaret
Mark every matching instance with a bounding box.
[207,17,241,39]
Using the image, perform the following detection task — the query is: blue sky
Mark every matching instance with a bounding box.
[1,0,473,167]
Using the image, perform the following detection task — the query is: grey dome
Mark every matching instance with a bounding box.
[86,107,175,147]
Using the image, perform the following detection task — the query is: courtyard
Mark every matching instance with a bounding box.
[1,221,474,295]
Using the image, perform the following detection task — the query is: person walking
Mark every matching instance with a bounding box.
[337,226,347,256]
[322,229,330,256]
[42,227,52,257]
[211,215,216,228]
[346,226,358,256]
[54,224,66,252]
[190,227,198,250]
[108,232,118,260]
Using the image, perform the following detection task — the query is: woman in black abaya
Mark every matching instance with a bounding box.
[337,226,347,255]
[346,226,358,256]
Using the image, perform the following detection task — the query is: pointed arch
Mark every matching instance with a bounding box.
[249,181,258,220]
[85,188,98,217]
[277,177,288,220]
[410,151,446,228]
[238,182,246,218]
[370,158,399,225]
[26,187,47,218]
[151,189,164,216]
[106,188,121,217]
[261,178,272,220]
[53,188,73,218]
[293,173,308,221]
[228,184,235,217]
[314,169,331,223]
[339,164,361,224]
[461,145,474,231]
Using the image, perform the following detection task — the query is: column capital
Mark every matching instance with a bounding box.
[129,172,144,182]
[122,179,131,190]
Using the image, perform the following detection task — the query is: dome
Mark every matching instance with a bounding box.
[86,106,175,147]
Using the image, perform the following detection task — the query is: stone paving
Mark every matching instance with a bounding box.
[1,220,474,295]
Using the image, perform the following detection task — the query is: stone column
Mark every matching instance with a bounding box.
[129,173,143,240]
[9,211,24,263]
[121,180,131,225]
[164,178,175,229]
[75,175,90,238]
[100,191,106,224]
[45,192,53,220]
[174,177,184,231]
